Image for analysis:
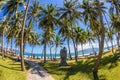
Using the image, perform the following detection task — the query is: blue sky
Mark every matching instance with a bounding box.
[0,0,117,54]
[26,0,87,54]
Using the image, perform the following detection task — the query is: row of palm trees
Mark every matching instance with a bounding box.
[0,0,120,79]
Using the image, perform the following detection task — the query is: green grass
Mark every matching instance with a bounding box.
[0,54,27,80]
[39,51,120,80]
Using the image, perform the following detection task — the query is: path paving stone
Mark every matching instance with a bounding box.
[26,60,55,80]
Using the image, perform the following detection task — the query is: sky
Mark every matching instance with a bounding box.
[0,0,117,54]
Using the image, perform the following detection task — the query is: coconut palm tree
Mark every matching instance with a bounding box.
[110,14,120,47]
[2,0,29,71]
[39,4,58,30]
[2,0,25,16]
[74,26,87,56]
[107,0,120,47]
[20,0,30,71]
[86,29,96,54]
[29,32,40,58]
[80,0,98,27]
[7,11,23,52]
[104,29,110,50]
[59,0,81,62]
[0,16,9,60]
[81,0,107,79]
[54,34,62,60]
[39,4,59,63]
[27,0,41,27]
[92,0,106,79]
[106,27,115,53]
[41,28,54,63]
[58,19,72,60]
[48,42,54,61]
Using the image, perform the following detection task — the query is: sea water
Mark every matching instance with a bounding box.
[15,45,116,58]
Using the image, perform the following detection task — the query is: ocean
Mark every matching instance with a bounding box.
[15,45,115,58]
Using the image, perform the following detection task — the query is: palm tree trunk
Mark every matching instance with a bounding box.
[81,44,84,56]
[44,43,46,63]
[50,46,52,61]
[111,39,114,53]
[117,32,120,47]
[6,40,9,52]
[41,49,44,58]
[2,30,4,60]
[67,38,72,60]
[23,43,26,55]
[55,47,57,60]
[115,2,120,47]
[115,33,119,47]
[20,0,30,71]
[93,1,105,80]
[31,46,34,58]
[72,39,77,62]
[105,38,110,50]
[10,39,12,51]
[90,41,95,53]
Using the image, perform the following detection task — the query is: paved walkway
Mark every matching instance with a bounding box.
[26,60,55,80]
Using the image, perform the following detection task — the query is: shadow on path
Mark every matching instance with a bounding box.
[26,60,55,80]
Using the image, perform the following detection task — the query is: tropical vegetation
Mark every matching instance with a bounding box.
[0,0,120,80]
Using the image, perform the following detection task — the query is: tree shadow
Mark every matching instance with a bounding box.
[40,59,95,80]
[0,70,2,77]
[63,59,95,80]
[101,53,120,69]
[9,63,20,65]
[0,64,21,71]
[40,52,120,80]
[30,66,45,77]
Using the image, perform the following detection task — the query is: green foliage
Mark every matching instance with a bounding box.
[0,54,27,80]
[40,51,120,80]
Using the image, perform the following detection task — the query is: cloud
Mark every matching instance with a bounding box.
[77,42,99,51]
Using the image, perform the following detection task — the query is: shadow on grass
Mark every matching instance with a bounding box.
[101,52,120,69]
[0,70,2,77]
[63,59,95,80]
[40,59,95,80]
[0,64,21,71]
[39,52,120,80]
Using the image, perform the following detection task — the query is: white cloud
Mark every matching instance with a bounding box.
[77,42,99,51]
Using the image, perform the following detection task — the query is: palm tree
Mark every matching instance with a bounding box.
[110,14,120,47]
[104,28,110,50]
[92,0,106,79]
[41,28,54,63]
[81,0,106,79]
[0,16,9,60]
[2,0,29,71]
[48,42,54,61]
[107,0,120,47]
[86,30,95,54]
[58,19,72,60]
[74,26,86,56]
[29,32,40,58]
[39,4,59,63]
[27,0,41,27]
[2,0,25,16]
[20,0,30,71]
[59,0,81,62]
[39,4,58,30]
[106,27,114,53]
[48,31,55,61]
[54,34,62,60]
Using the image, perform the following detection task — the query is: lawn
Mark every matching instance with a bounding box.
[40,51,120,80]
[0,54,27,80]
